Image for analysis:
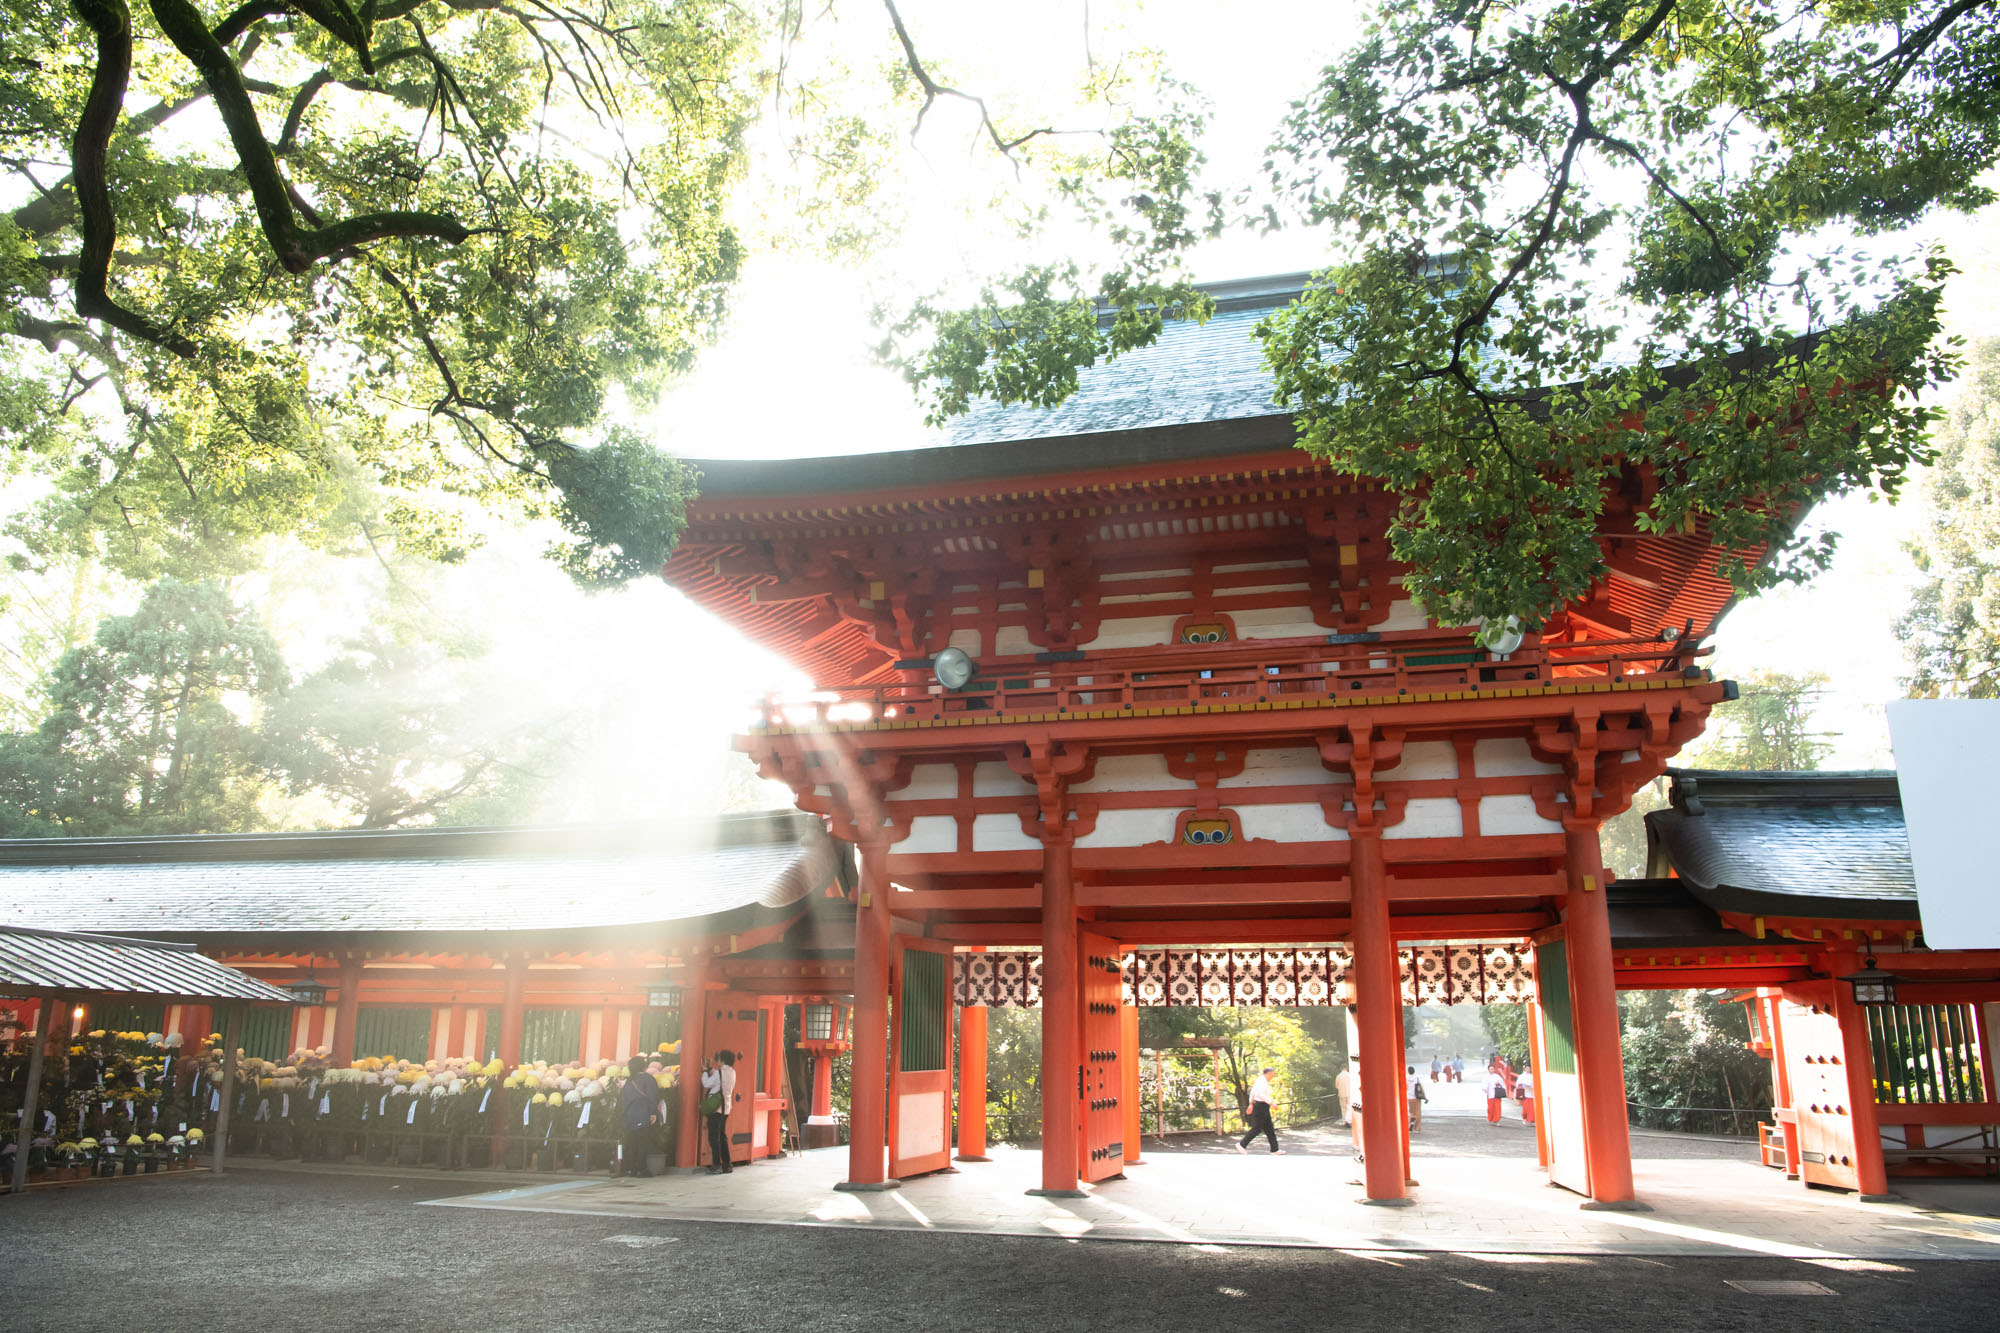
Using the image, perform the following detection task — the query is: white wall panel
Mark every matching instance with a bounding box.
[1218,747,1340,790]
[1070,753,1176,793]
[1481,794,1562,835]
[1473,737,1561,778]
[1073,808,1174,848]
[1238,802,1344,843]
[900,816,959,854]
[1385,797,1463,839]
[1389,739,1458,781]
[972,812,1042,852]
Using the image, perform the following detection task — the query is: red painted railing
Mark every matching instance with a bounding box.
[752,633,1710,729]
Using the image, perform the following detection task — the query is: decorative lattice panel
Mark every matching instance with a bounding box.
[955,944,1534,1008]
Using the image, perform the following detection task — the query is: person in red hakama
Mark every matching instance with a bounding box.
[1516,1067,1536,1125]
[1483,1069,1507,1125]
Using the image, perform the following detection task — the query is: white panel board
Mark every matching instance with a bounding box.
[1073,807,1175,848]
[897,1090,946,1159]
[1238,803,1343,842]
[899,816,958,855]
[971,813,1041,852]
[1886,700,2000,948]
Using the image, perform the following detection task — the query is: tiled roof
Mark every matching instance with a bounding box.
[941,277,1302,447]
[1605,878,1758,948]
[0,812,847,941]
[0,926,298,1002]
[1646,770,1918,920]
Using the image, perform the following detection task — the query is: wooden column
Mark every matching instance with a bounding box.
[1563,821,1637,1206]
[1829,953,1893,1200]
[213,1003,243,1176]
[1351,829,1409,1204]
[674,957,711,1171]
[1120,1000,1143,1165]
[1032,834,1084,1196]
[955,1000,991,1162]
[328,955,363,1065]
[9,991,59,1194]
[811,1051,835,1119]
[488,959,528,1165]
[838,838,896,1190]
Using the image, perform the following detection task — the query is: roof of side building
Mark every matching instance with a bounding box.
[1645,769,1917,921]
[0,810,849,947]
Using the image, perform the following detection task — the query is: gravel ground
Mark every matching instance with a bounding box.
[2,1172,1994,1333]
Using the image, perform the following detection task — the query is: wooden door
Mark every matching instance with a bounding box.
[1779,991,1860,1191]
[1079,932,1125,1183]
[703,993,759,1167]
[889,937,955,1178]
[1533,941,1590,1195]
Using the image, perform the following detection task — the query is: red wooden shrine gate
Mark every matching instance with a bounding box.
[890,936,955,1178]
[1080,932,1124,1183]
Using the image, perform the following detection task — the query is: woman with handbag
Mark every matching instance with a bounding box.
[699,1050,737,1174]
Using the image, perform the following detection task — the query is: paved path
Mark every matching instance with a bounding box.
[6,1172,1997,1333]
[412,1130,2000,1261]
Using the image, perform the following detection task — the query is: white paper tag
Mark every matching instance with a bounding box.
[479,1089,492,1113]
[406,1100,418,1125]
[379,1094,389,1116]
[319,1095,330,1115]
[523,1102,531,1126]
[578,1102,591,1127]
[280,1094,290,1119]
[209,1090,220,1112]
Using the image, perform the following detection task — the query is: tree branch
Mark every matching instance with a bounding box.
[67,0,199,356]
[882,0,1061,161]
[147,0,470,275]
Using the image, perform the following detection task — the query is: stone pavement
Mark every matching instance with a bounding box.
[418,1123,2000,1261]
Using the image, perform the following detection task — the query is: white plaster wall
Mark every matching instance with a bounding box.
[993,625,1039,657]
[1101,566,1193,583]
[1481,794,1562,835]
[900,764,959,802]
[1239,803,1345,843]
[1218,747,1341,790]
[946,626,982,654]
[1388,739,1459,781]
[1385,797,1464,840]
[1474,737,1562,778]
[1072,807,1175,848]
[1070,753,1177,793]
[900,816,958,855]
[972,762,1028,798]
[1230,605,1324,639]
[1213,559,1309,575]
[972,812,1042,852]
[1081,615,1178,650]
[1378,599,1431,632]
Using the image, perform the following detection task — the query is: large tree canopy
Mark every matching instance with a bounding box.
[3,0,756,580]
[909,0,1994,630]
[1899,336,2000,697]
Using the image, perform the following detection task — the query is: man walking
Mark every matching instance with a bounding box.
[1235,1066,1282,1155]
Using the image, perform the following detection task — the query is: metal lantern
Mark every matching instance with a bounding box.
[646,984,684,1011]
[285,970,328,1006]
[1838,957,1898,1007]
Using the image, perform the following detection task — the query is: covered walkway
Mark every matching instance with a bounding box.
[417,1133,2000,1262]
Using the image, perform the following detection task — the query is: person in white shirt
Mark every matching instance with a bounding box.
[1515,1067,1536,1126]
[1483,1068,1508,1125]
[1406,1064,1427,1133]
[700,1049,739,1173]
[1235,1066,1282,1154]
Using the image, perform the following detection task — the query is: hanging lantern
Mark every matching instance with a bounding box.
[799,999,851,1053]
[285,969,328,1006]
[1837,957,1898,1007]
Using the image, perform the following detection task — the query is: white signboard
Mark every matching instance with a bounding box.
[1885,699,2000,949]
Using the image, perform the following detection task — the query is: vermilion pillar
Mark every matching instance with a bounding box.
[674,956,711,1170]
[1033,835,1084,1196]
[956,1000,991,1162]
[490,958,529,1164]
[1350,829,1408,1203]
[839,838,895,1190]
[811,1051,835,1119]
[329,955,363,1065]
[1120,1001,1143,1165]
[1563,822,1637,1206]
[1829,953,1892,1200]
